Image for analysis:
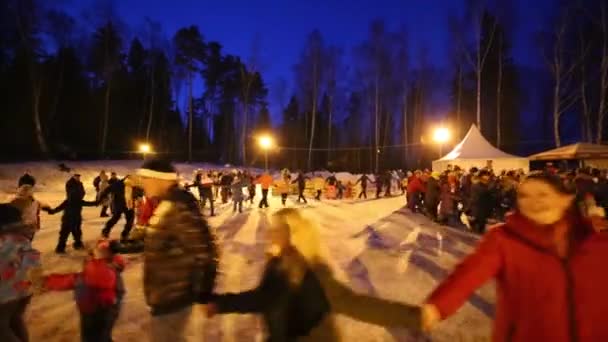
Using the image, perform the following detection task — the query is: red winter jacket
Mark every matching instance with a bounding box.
[406,176,425,193]
[427,212,608,342]
[45,257,122,313]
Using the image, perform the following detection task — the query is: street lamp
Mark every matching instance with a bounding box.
[432,127,450,157]
[257,135,274,171]
[139,143,152,160]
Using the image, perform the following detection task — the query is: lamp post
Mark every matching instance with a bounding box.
[257,135,274,171]
[432,127,450,158]
[139,143,152,160]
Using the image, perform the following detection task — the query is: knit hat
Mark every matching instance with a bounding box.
[136,159,178,180]
[18,173,36,187]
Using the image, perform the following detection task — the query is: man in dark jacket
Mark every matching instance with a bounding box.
[100,176,136,240]
[44,174,95,253]
[468,170,493,234]
[187,170,215,216]
[356,174,370,199]
[375,173,384,199]
[136,159,218,339]
[425,172,441,221]
[219,172,234,203]
[292,172,309,204]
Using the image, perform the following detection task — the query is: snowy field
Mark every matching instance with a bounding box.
[0,161,493,341]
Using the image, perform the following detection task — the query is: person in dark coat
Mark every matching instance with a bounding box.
[468,170,493,234]
[292,172,309,204]
[375,173,384,199]
[44,174,96,253]
[99,176,136,241]
[355,174,370,199]
[207,208,422,341]
[246,172,257,206]
[425,172,441,221]
[136,159,218,341]
[220,172,234,204]
[186,170,215,216]
[384,171,393,197]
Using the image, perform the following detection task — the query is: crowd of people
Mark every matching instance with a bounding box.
[1,160,608,341]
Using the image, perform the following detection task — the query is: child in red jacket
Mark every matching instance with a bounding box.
[44,239,125,342]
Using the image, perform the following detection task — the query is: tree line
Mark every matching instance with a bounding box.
[1,0,607,172]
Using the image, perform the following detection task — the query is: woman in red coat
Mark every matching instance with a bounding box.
[422,172,608,341]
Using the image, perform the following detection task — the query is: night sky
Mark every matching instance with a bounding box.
[64,0,555,119]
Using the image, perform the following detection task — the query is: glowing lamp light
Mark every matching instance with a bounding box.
[432,127,450,144]
[139,143,152,154]
[258,135,274,150]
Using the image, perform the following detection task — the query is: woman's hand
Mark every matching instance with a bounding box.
[206,303,218,318]
[421,304,441,332]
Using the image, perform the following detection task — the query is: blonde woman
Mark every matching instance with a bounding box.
[207,208,422,341]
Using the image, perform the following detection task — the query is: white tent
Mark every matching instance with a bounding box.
[432,124,529,173]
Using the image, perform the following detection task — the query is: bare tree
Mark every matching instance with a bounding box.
[9,0,49,155]
[577,16,592,142]
[596,2,608,143]
[294,30,324,170]
[461,0,497,132]
[542,9,580,147]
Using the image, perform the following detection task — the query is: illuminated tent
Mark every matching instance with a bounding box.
[432,124,529,173]
[529,142,608,168]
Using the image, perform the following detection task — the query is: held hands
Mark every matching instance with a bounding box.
[421,304,441,333]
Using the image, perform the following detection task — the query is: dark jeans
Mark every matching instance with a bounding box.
[0,296,30,342]
[102,208,135,239]
[407,192,422,212]
[376,187,383,198]
[248,189,256,204]
[281,193,288,205]
[100,205,109,217]
[315,190,322,200]
[425,200,439,221]
[358,187,367,199]
[200,192,214,216]
[298,188,307,203]
[472,215,488,234]
[57,217,83,251]
[233,200,243,213]
[259,189,269,208]
[80,308,114,342]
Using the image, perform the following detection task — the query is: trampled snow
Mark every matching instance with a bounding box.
[0,161,493,341]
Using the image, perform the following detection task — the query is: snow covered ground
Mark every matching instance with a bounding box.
[1,161,493,341]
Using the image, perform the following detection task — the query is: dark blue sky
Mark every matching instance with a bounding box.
[65,0,555,117]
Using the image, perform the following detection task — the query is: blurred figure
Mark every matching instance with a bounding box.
[44,239,125,342]
[94,171,110,217]
[292,171,309,204]
[10,174,48,240]
[424,172,441,222]
[0,204,42,342]
[231,176,247,213]
[312,174,325,201]
[207,208,422,341]
[257,172,274,209]
[136,159,218,341]
[355,174,370,199]
[44,174,96,253]
[407,171,425,212]
[423,172,608,341]
[468,170,493,234]
[99,175,136,241]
